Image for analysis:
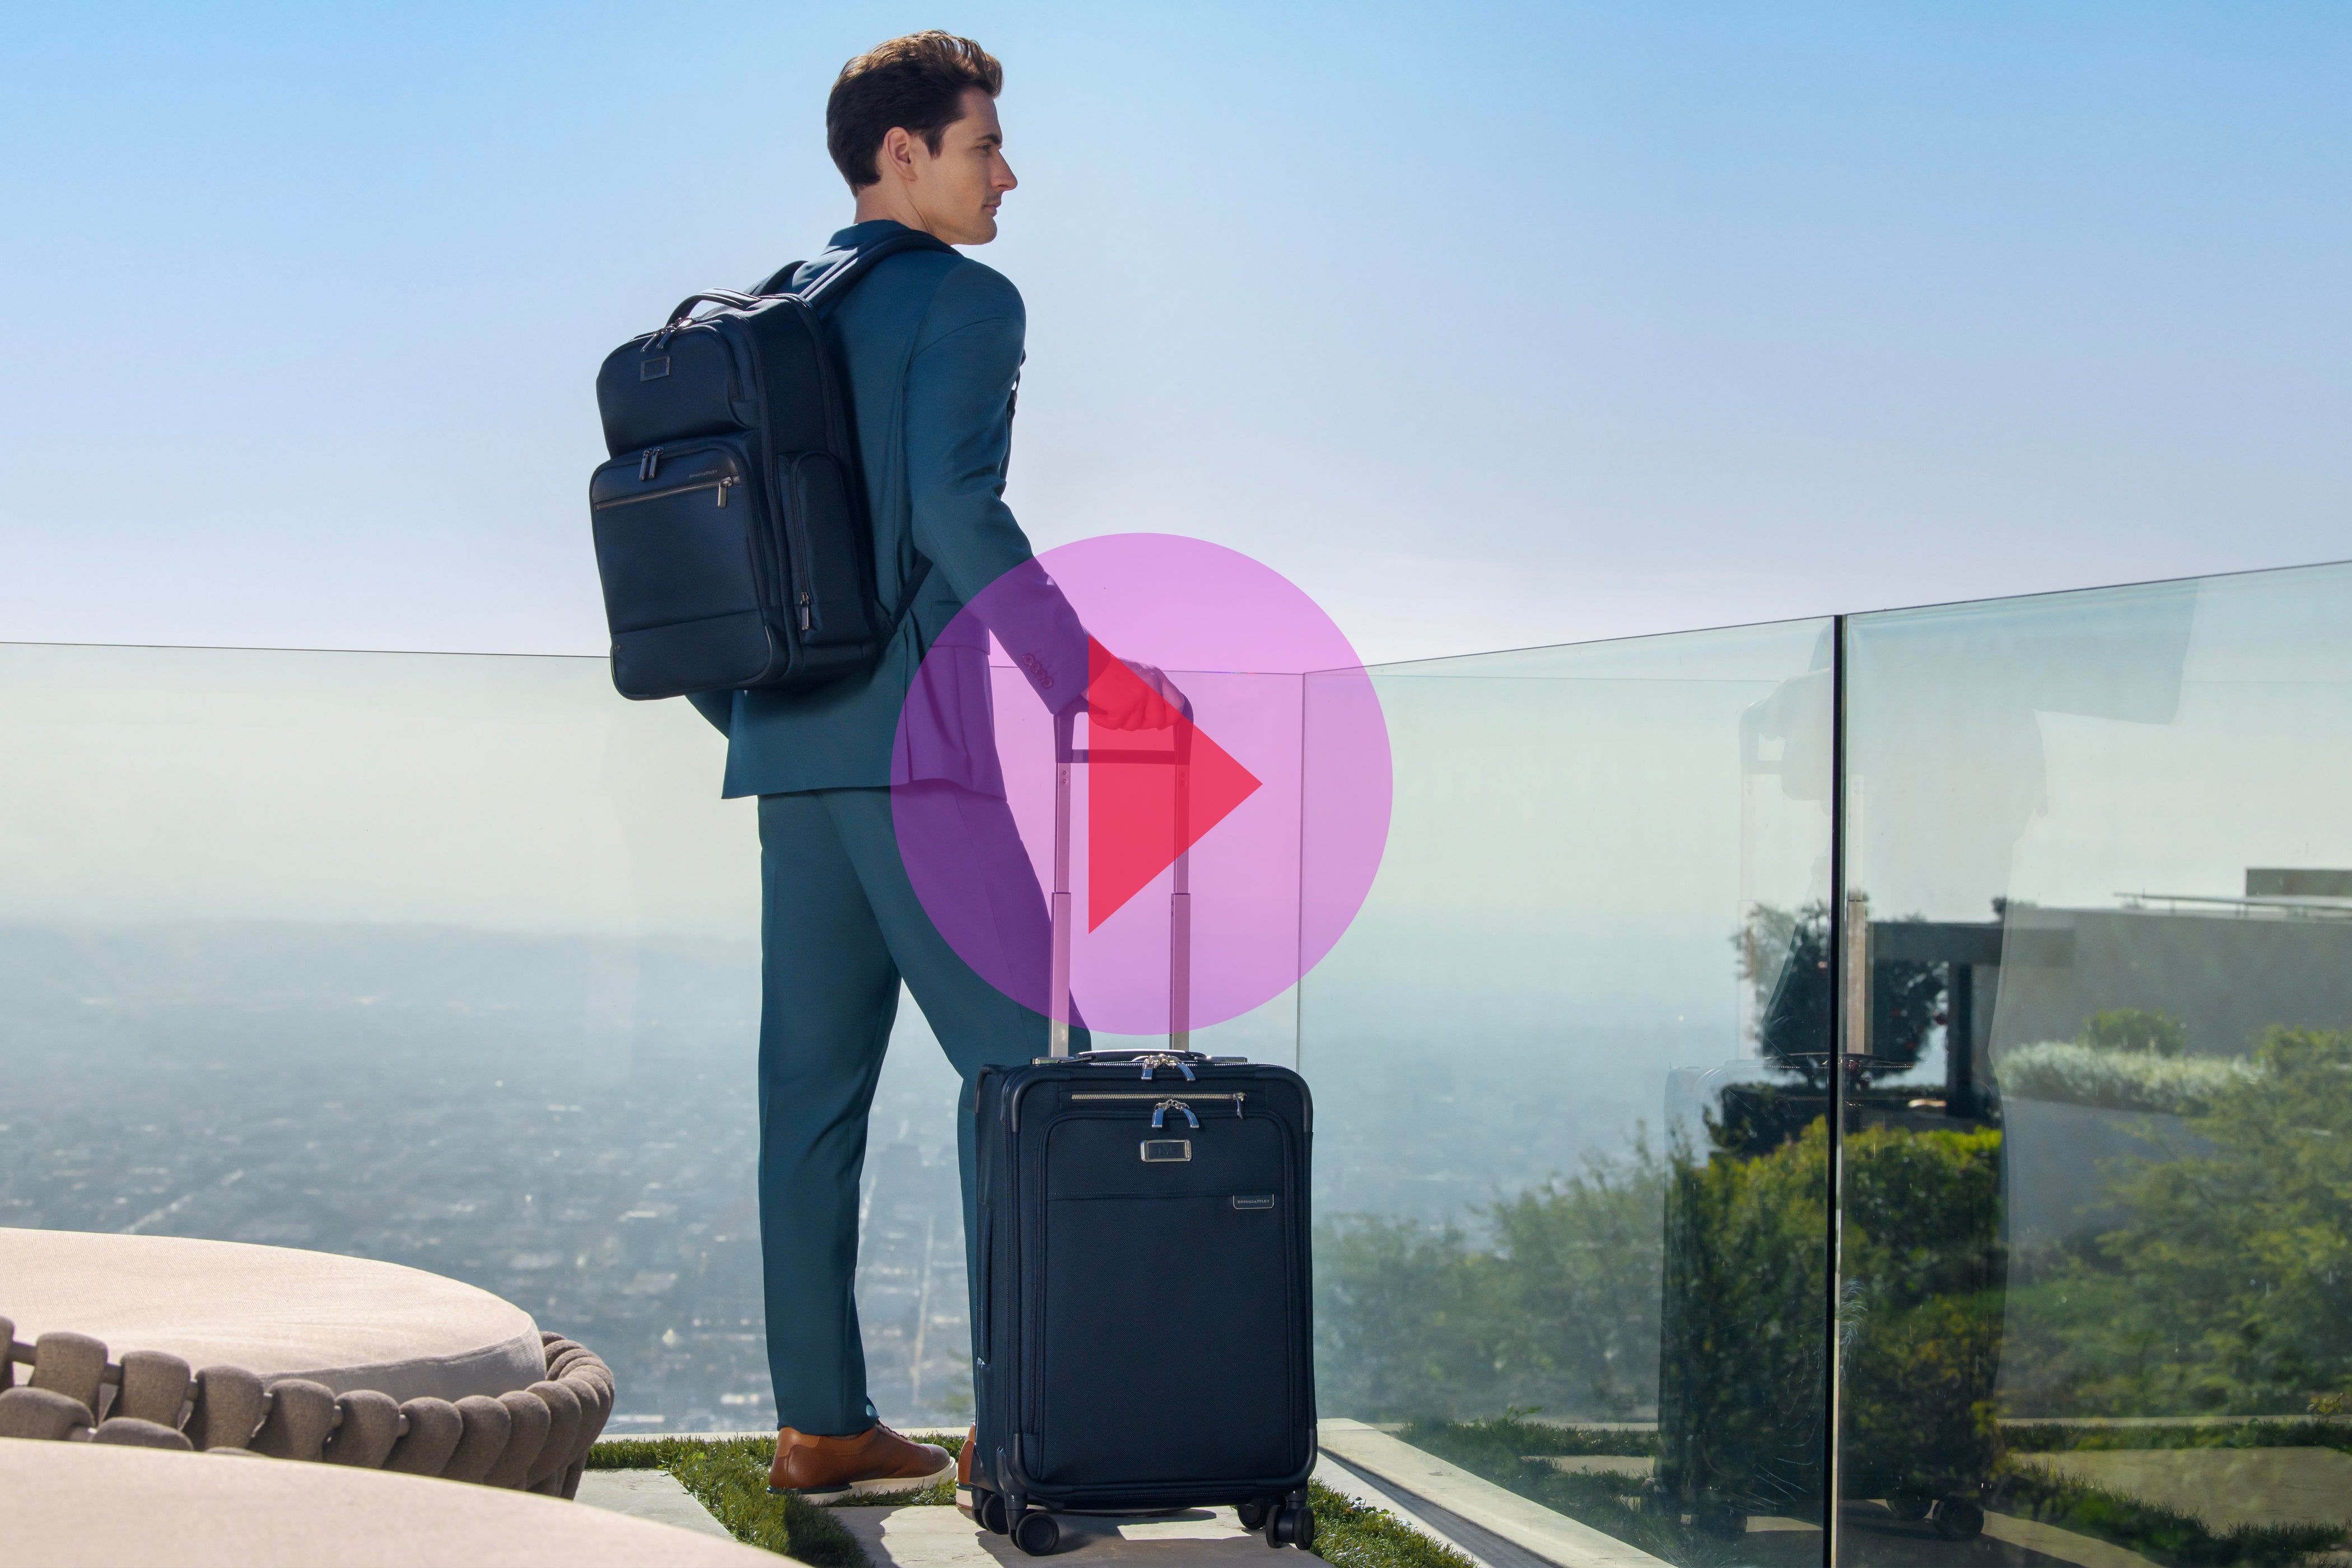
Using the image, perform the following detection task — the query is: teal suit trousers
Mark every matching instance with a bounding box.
[757,784,1082,1433]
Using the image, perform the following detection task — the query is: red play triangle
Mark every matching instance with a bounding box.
[1085,637,1262,932]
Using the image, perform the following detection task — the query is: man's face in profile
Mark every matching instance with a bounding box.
[908,87,1016,245]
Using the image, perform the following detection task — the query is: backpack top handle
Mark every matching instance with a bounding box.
[662,288,766,328]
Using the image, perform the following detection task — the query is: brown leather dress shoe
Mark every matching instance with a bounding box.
[768,1423,954,1501]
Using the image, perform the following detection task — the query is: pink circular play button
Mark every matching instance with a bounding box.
[889,533,1391,1037]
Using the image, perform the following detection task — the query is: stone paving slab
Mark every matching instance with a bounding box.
[576,1469,738,1542]
[1980,1511,2163,1568]
[832,1502,1264,1567]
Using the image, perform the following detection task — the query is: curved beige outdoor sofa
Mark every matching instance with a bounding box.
[0,1227,613,1496]
[4,1438,779,1566]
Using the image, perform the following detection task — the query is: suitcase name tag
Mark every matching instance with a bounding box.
[1139,1139,1192,1163]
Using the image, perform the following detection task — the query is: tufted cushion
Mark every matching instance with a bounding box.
[1,1437,776,1566]
[1,1228,545,1404]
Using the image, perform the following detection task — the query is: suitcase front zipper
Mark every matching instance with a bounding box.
[1068,1091,1247,1128]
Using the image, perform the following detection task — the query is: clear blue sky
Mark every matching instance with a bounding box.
[3,2,2345,662]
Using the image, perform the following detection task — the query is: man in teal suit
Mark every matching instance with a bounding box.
[684,33,1146,1499]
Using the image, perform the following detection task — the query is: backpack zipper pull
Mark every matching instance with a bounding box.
[799,592,812,632]
[716,476,735,508]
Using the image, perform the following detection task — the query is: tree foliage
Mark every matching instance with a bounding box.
[1314,1142,1665,1421]
[2009,1026,2352,1414]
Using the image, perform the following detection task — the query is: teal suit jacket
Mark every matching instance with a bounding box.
[688,221,1086,797]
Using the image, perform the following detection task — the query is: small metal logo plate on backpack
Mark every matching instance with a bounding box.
[640,356,671,381]
[1140,1139,1192,1163]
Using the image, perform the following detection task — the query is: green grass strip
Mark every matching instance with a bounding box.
[1406,1412,1659,1458]
[1998,1460,2346,1568]
[1308,1480,1479,1568]
[2003,1420,2352,1454]
[589,1436,874,1566]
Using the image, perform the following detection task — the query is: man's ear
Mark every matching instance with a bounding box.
[879,125,920,185]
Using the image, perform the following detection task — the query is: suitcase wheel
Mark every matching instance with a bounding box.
[1694,1502,1746,1539]
[1267,1497,1314,1550]
[963,1487,1010,1534]
[1236,1500,1271,1531]
[1014,1509,1061,1556]
[1931,1496,1985,1542]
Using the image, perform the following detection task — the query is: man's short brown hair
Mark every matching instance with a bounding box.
[827,32,1003,190]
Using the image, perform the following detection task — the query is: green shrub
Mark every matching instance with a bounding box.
[1656,1118,1830,1517]
[2080,1007,2190,1057]
[1996,1041,2251,1114]
[1838,1125,2005,1495]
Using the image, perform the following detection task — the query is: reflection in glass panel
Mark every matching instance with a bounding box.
[1301,621,1835,1564]
[1841,564,2352,1565]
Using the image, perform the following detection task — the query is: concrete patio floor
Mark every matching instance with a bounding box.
[578,1425,2341,1568]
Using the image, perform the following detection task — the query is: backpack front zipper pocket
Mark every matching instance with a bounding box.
[598,472,739,510]
[590,440,771,638]
[777,452,876,647]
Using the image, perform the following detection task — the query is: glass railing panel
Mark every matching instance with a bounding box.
[1839,562,2352,1564]
[1301,619,1837,1560]
[0,643,780,1429]
[0,642,1311,1434]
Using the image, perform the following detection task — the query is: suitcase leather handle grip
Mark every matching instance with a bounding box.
[1070,1049,1209,1063]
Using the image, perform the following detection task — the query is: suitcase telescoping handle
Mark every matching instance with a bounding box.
[1047,679,1195,1058]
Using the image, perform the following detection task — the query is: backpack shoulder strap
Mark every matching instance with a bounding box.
[746,260,805,296]
[794,228,955,309]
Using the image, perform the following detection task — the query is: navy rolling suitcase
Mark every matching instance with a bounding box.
[964,704,1318,1556]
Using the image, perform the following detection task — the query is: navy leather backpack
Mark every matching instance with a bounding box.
[589,230,948,700]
